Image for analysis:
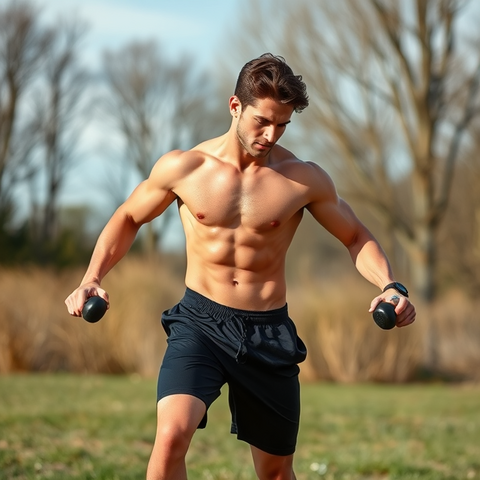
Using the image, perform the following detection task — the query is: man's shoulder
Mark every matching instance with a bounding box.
[272,146,338,204]
[160,136,223,166]
[149,137,227,189]
[159,148,206,167]
[151,148,207,178]
[273,146,331,180]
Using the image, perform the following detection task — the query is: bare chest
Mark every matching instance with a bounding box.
[175,166,308,231]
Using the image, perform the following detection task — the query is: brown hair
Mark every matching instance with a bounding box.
[234,53,309,113]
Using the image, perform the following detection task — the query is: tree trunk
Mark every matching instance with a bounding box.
[409,224,436,302]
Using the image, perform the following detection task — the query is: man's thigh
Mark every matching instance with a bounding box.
[157,322,226,428]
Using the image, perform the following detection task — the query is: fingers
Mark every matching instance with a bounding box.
[395,302,416,328]
[368,294,399,312]
[369,293,416,329]
[392,296,415,327]
[368,297,382,312]
[91,287,109,307]
[65,292,83,317]
[64,284,110,317]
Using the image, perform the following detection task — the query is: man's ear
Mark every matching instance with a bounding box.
[229,95,242,117]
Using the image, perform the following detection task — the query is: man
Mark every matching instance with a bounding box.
[65,53,416,480]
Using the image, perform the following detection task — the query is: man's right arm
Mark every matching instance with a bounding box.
[65,150,186,316]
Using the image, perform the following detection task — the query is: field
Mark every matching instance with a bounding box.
[1,374,479,480]
[2,259,480,383]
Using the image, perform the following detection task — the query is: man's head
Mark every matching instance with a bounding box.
[234,53,309,114]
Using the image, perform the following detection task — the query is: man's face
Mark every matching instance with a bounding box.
[234,97,294,158]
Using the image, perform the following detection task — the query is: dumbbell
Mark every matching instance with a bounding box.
[372,302,397,330]
[82,296,108,323]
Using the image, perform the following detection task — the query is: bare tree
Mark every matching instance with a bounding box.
[31,19,90,262]
[101,41,217,254]
[233,0,480,302]
[0,0,52,226]
[439,122,480,296]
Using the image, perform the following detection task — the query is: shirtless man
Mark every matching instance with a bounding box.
[65,53,416,480]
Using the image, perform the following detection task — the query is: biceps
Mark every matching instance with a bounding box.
[121,180,177,226]
[307,198,362,247]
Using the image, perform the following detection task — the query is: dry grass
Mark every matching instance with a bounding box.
[421,289,480,381]
[288,276,480,383]
[0,257,184,377]
[1,259,479,382]
[288,277,424,383]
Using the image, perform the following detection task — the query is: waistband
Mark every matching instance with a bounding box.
[180,288,288,324]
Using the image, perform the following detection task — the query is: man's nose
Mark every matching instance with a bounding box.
[263,126,275,143]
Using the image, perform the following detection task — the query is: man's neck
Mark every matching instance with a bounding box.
[219,127,272,171]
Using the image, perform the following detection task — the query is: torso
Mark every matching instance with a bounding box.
[171,139,317,310]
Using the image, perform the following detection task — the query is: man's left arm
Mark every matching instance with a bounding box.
[305,163,416,328]
[338,202,415,327]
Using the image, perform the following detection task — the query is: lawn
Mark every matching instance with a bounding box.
[0,375,479,479]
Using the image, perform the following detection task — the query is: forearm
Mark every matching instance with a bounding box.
[347,228,394,291]
[80,209,141,286]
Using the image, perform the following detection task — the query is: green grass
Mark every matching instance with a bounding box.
[0,375,479,479]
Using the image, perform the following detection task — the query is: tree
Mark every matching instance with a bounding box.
[233,0,480,301]
[32,19,90,262]
[0,1,92,265]
[439,126,480,296]
[0,0,52,230]
[101,41,219,254]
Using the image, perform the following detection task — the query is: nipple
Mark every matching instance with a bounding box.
[196,213,205,220]
[270,220,280,227]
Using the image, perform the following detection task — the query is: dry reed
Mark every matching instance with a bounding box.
[1,260,479,382]
[288,277,480,383]
[0,257,184,376]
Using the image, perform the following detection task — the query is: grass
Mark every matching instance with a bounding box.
[0,375,479,479]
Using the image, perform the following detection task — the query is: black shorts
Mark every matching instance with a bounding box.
[157,288,307,456]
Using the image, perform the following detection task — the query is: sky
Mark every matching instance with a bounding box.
[38,0,238,71]
[30,0,243,244]
[27,0,480,248]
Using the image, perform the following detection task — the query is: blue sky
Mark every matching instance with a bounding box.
[20,0,480,249]
[30,1,248,245]
[38,0,238,70]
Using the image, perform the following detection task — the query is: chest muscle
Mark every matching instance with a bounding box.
[176,166,307,232]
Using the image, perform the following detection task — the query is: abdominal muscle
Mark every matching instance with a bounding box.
[182,219,296,311]
[174,148,307,310]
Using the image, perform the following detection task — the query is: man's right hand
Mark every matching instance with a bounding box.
[65,283,110,317]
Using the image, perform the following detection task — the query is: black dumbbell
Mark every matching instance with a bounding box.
[372,302,397,330]
[82,296,108,323]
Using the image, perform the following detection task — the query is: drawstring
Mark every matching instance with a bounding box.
[234,314,249,364]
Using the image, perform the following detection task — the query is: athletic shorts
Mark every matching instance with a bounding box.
[157,288,307,456]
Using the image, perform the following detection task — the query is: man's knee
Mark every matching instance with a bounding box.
[155,421,193,457]
[251,448,295,480]
[153,395,206,458]
[256,463,294,480]
[147,420,196,480]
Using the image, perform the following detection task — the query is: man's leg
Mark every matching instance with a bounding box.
[250,446,296,480]
[146,394,206,480]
